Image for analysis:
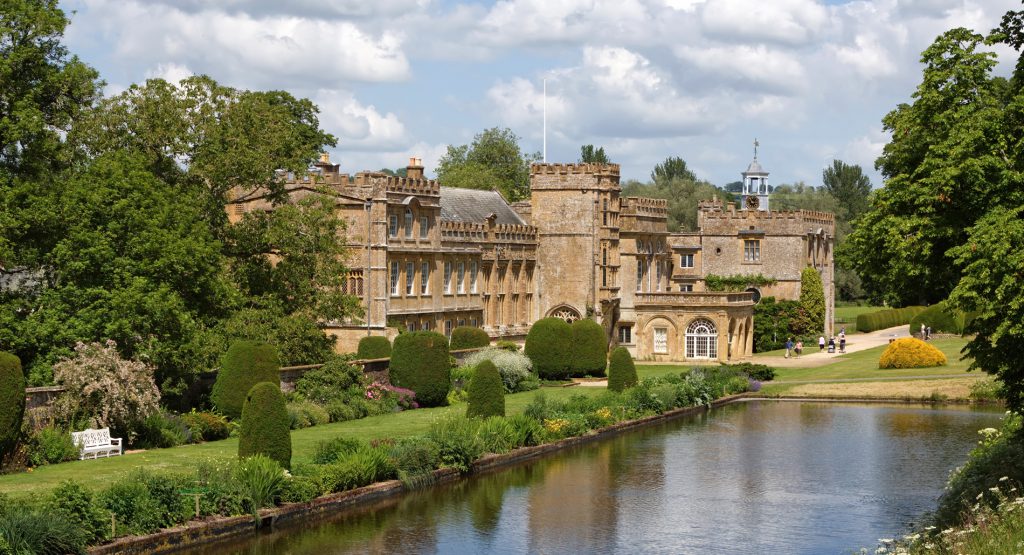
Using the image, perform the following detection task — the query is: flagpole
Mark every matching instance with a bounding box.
[542,78,547,163]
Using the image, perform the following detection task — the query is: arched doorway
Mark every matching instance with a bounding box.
[685,318,718,359]
[548,305,582,324]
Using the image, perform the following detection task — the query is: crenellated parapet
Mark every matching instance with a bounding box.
[440,220,538,244]
[353,171,441,197]
[530,162,620,177]
[530,162,621,191]
[699,206,835,224]
[441,220,488,241]
[621,197,668,218]
[492,223,537,243]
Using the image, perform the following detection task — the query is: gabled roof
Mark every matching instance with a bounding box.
[439,187,526,225]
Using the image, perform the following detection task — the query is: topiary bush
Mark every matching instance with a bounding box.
[607,347,638,392]
[570,319,608,377]
[238,382,292,470]
[525,317,572,380]
[356,336,392,359]
[796,267,826,335]
[466,360,505,418]
[855,306,926,333]
[450,327,491,351]
[878,338,947,369]
[908,301,969,336]
[212,341,281,420]
[389,331,451,407]
[0,352,25,463]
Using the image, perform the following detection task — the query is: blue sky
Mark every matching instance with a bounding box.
[60,0,1015,188]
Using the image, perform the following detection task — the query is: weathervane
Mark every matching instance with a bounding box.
[753,138,759,160]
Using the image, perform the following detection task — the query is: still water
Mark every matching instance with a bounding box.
[203,400,1003,555]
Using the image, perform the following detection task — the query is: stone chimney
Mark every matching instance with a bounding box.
[406,157,424,179]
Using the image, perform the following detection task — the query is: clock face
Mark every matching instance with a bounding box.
[745,195,760,209]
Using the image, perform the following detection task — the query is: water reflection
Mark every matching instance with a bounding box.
[200,401,1002,555]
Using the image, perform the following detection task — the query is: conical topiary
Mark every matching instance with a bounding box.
[466,360,505,418]
[238,382,292,470]
[607,347,638,392]
[212,341,280,420]
[0,352,25,462]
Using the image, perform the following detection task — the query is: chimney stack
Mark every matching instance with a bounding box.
[407,156,424,179]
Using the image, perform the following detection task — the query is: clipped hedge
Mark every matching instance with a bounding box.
[879,338,947,369]
[525,317,573,380]
[570,319,608,377]
[855,306,926,333]
[907,301,971,336]
[466,360,505,418]
[238,382,292,470]
[0,352,25,462]
[450,327,491,351]
[356,336,392,359]
[211,341,280,420]
[389,331,451,407]
[607,347,638,392]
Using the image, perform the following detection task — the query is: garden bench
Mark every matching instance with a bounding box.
[71,427,122,460]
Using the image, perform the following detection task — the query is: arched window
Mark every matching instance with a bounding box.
[548,305,581,324]
[685,318,718,359]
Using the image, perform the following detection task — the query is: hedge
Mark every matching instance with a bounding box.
[525,318,573,380]
[211,341,281,420]
[908,301,971,336]
[450,327,491,351]
[466,360,505,418]
[570,319,607,377]
[238,382,292,469]
[0,352,24,462]
[607,347,638,392]
[389,331,451,407]
[855,306,926,333]
[356,336,392,359]
[879,338,947,369]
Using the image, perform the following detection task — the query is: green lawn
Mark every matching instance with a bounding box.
[0,386,603,497]
[833,304,884,333]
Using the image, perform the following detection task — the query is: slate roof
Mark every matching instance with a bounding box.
[744,158,767,174]
[439,187,526,225]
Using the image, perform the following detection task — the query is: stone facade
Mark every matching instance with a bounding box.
[229,153,833,363]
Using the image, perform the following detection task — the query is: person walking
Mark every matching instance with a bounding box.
[828,336,836,353]
[818,335,826,352]
[795,340,803,357]
[839,331,846,354]
[785,337,794,359]
[920,322,926,339]
[925,326,932,340]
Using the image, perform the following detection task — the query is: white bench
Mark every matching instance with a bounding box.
[71,427,123,460]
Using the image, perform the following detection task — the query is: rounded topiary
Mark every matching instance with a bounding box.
[607,347,638,392]
[238,382,292,469]
[525,317,572,380]
[0,352,25,461]
[212,341,281,420]
[356,336,392,360]
[466,360,505,418]
[389,331,451,407]
[450,327,491,351]
[879,338,947,369]
[570,319,607,377]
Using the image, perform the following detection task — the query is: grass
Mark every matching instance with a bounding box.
[0,386,604,497]
[834,304,884,333]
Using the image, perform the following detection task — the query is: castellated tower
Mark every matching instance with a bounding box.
[529,163,621,323]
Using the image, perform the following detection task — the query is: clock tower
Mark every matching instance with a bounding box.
[741,139,770,211]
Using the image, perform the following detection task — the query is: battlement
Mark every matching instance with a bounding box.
[530,163,620,177]
[493,223,537,242]
[621,196,669,217]
[700,206,834,224]
[440,220,538,243]
[353,172,440,197]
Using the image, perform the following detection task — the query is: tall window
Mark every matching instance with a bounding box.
[458,318,466,327]
[457,262,466,294]
[444,320,453,337]
[636,259,643,292]
[405,262,415,296]
[388,214,398,237]
[470,318,478,328]
[419,215,429,239]
[470,261,478,293]
[404,209,413,238]
[618,325,632,344]
[680,253,694,268]
[656,260,663,292]
[444,261,452,293]
[390,262,399,296]
[602,199,608,226]
[685,319,718,359]
[653,328,668,354]
[420,262,430,295]
[744,239,761,262]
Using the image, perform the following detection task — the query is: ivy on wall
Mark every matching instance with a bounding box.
[704,274,777,292]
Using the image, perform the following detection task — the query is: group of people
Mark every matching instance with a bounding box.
[920,323,932,340]
[784,329,847,358]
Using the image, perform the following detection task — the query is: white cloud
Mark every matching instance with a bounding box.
[831,34,899,79]
[144,62,193,84]
[700,0,830,46]
[313,90,409,151]
[674,44,808,95]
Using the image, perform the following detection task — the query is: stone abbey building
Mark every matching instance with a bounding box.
[230,153,834,363]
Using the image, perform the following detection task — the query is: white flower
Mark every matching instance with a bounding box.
[1000,476,1010,482]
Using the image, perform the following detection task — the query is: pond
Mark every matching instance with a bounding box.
[200,400,1003,555]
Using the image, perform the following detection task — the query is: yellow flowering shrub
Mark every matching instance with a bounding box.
[543,418,569,434]
[878,338,947,369]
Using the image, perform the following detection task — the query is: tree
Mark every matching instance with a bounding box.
[238,381,292,470]
[211,340,280,420]
[622,177,732,232]
[0,352,24,463]
[389,331,451,407]
[579,145,609,164]
[795,267,826,335]
[466,360,505,418]
[436,127,540,202]
[607,347,637,392]
[821,160,872,223]
[651,156,696,184]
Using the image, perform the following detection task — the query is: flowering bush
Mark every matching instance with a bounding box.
[463,348,539,393]
[364,382,418,411]
[52,341,161,443]
[879,338,947,369]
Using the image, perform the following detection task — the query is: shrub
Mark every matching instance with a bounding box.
[99,475,174,535]
[752,297,803,352]
[179,411,230,442]
[463,348,537,393]
[48,480,109,545]
[506,413,543,447]
[27,427,79,466]
[570,319,608,377]
[525,317,573,380]
[233,455,286,512]
[855,306,926,333]
[389,331,451,407]
[286,399,330,429]
[388,437,441,488]
[724,362,775,382]
[450,327,491,350]
[496,340,520,352]
[51,341,161,444]
[0,506,89,554]
[427,414,483,473]
[795,266,825,335]
[137,411,191,449]
[312,437,365,465]
[908,301,969,336]
[279,474,320,504]
[238,382,292,470]
[477,416,518,454]
[466,361,505,418]
[0,352,24,464]
[318,446,394,493]
[878,338,947,369]
[294,356,366,405]
[607,347,638,392]
[356,336,392,360]
[212,341,280,421]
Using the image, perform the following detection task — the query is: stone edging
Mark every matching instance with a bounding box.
[88,393,748,554]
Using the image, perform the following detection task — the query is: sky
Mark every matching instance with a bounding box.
[60,0,1018,188]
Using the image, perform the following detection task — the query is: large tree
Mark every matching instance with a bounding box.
[650,156,696,184]
[623,156,733,232]
[821,160,872,223]
[436,127,540,201]
[579,144,609,164]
